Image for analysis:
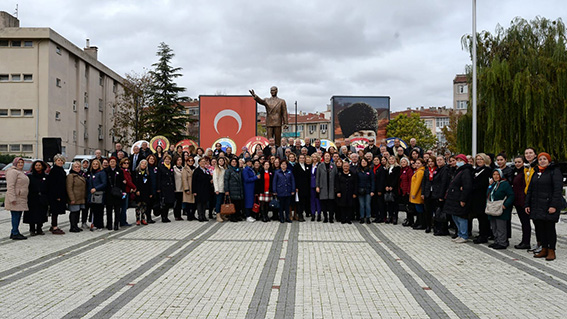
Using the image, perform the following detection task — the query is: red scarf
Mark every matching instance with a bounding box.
[373,164,381,174]
[428,167,437,181]
[538,165,547,173]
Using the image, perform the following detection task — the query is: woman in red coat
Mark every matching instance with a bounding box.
[399,157,414,227]
[120,158,137,227]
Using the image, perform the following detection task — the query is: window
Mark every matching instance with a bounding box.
[297,125,303,132]
[436,117,450,128]
[61,146,66,156]
[85,65,89,79]
[74,58,78,68]
[99,72,104,86]
[56,78,62,87]
[23,74,33,82]
[0,109,7,116]
[99,98,103,111]
[73,130,77,142]
[0,144,7,152]
[98,125,103,140]
[0,40,8,47]
[10,109,21,116]
[11,41,21,47]
[456,100,468,110]
[84,92,89,108]
[308,124,317,132]
[319,123,328,131]
[22,144,33,152]
[56,46,61,55]
[0,74,8,82]
[113,81,117,93]
[11,74,21,81]
[9,144,20,152]
[458,84,468,94]
[24,41,33,47]
[23,109,33,117]
[73,100,77,112]
[55,111,61,121]
[424,120,433,129]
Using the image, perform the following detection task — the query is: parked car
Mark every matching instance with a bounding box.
[0,158,51,190]
[63,162,73,175]
[72,155,96,162]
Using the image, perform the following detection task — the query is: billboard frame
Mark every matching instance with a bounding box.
[330,95,391,141]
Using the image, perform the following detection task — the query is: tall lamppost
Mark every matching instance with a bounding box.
[472,0,477,156]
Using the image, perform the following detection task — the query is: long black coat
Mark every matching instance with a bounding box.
[192,166,212,204]
[384,166,400,192]
[293,163,311,199]
[157,164,176,204]
[373,165,386,194]
[422,165,450,200]
[444,164,473,217]
[105,167,125,205]
[133,169,152,203]
[255,168,273,195]
[335,170,358,207]
[24,171,49,224]
[525,165,564,222]
[469,165,492,216]
[224,167,244,200]
[46,165,67,215]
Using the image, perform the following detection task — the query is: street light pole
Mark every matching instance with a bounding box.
[472,0,477,156]
[295,101,298,138]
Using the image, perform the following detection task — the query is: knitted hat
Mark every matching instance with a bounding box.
[537,152,551,162]
[493,168,503,178]
[338,102,379,137]
[455,154,468,162]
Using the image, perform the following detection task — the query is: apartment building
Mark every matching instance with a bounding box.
[0,11,123,159]
[453,74,469,113]
[390,107,452,143]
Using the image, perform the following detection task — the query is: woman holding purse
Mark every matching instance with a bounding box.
[486,169,514,249]
[87,159,107,231]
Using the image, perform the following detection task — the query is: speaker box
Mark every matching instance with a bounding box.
[42,137,62,162]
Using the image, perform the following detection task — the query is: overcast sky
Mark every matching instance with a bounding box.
[6,0,565,112]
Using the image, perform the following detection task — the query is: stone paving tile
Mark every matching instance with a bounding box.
[1,207,567,318]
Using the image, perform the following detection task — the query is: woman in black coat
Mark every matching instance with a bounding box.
[156,155,175,223]
[293,154,311,222]
[133,159,153,225]
[335,162,358,224]
[384,156,401,225]
[105,156,126,230]
[24,160,49,235]
[469,153,493,243]
[444,154,473,242]
[47,155,68,234]
[422,156,450,235]
[525,152,564,261]
[256,161,274,222]
[192,157,213,222]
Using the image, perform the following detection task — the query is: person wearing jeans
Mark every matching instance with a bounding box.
[273,161,296,223]
[356,158,374,224]
[5,157,29,240]
[444,154,473,243]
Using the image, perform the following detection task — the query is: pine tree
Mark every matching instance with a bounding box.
[144,42,192,143]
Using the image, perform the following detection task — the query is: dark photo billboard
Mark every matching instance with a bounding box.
[331,96,390,146]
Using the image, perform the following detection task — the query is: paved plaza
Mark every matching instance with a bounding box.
[0,208,566,318]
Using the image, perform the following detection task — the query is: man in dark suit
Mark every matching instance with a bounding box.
[313,139,326,154]
[363,138,380,157]
[130,145,145,171]
[304,137,316,155]
[404,138,424,158]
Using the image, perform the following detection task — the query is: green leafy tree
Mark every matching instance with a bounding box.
[111,71,152,145]
[459,17,567,159]
[386,113,437,150]
[144,42,192,143]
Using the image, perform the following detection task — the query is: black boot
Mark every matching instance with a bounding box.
[323,212,328,223]
[114,222,119,231]
[311,214,316,221]
[360,218,365,224]
[317,214,321,222]
[392,212,398,225]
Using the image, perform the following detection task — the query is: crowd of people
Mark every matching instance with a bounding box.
[4,136,565,261]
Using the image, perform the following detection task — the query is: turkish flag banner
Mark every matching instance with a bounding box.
[199,96,257,150]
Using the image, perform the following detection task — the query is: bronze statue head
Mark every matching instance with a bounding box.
[270,86,278,97]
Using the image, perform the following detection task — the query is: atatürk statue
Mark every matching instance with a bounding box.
[249,86,288,146]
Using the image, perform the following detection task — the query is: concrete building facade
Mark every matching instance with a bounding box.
[453,74,469,113]
[0,11,123,159]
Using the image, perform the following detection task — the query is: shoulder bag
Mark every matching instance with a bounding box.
[269,196,280,210]
[485,183,504,217]
[384,192,395,202]
[220,197,236,215]
[91,191,104,204]
[252,195,260,213]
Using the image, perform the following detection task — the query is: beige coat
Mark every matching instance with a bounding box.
[5,167,29,211]
[181,165,195,203]
[66,172,87,204]
[174,166,184,192]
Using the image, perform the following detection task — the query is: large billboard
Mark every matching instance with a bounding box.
[199,95,257,150]
[331,96,390,145]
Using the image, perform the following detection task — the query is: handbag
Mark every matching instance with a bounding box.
[485,183,504,216]
[384,192,395,202]
[433,206,446,222]
[269,197,280,210]
[252,195,260,213]
[91,191,104,204]
[111,186,123,199]
[220,197,236,215]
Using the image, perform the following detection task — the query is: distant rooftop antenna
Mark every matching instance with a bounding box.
[14,4,18,18]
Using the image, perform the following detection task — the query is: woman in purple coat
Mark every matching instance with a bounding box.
[308,155,322,221]
[243,159,259,222]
